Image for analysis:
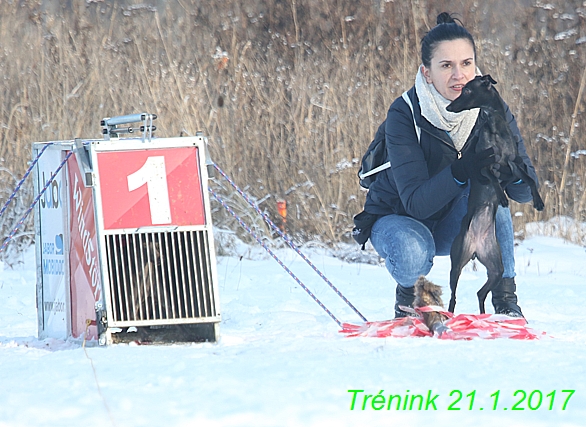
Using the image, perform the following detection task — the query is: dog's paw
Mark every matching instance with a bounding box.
[533,197,545,211]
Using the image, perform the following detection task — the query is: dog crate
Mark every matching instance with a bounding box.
[33,114,220,344]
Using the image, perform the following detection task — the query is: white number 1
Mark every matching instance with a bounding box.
[127,156,172,224]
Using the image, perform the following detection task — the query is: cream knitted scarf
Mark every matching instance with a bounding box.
[414,66,480,151]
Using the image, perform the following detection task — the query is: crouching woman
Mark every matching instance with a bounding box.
[356,12,539,318]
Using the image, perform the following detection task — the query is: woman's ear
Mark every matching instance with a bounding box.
[421,65,433,84]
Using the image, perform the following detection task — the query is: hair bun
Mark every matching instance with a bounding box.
[436,12,456,25]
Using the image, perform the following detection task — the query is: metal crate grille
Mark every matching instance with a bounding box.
[104,230,217,324]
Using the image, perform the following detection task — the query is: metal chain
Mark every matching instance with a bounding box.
[209,187,343,327]
[212,162,367,322]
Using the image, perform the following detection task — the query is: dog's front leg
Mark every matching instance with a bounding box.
[508,160,545,211]
[487,169,509,208]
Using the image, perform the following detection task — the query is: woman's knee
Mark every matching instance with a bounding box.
[371,215,435,285]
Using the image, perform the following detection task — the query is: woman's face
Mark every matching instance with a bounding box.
[422,38,476,101]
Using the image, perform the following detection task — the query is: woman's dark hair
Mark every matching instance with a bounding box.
[421,12,476,67]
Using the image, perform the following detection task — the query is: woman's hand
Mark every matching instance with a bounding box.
[451,147,496,184]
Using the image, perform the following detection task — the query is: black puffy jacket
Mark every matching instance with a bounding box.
[363,86,539,224]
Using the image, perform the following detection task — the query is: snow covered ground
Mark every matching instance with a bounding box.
[1,231,585,427]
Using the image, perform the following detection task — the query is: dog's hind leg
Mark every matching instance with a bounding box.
[448,218,476,313]
[474,228,504,314]
[476,274,501,314]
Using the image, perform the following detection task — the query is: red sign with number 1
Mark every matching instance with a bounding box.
[97,147,205,230]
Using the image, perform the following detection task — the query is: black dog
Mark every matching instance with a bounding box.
[445,75,544,314]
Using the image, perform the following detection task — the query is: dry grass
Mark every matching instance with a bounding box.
[1,0,586,256]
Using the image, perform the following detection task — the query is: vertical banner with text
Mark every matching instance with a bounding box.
[37,148,68,338]
[68,154,101,340]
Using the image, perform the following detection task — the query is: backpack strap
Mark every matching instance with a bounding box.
[359,160,391,179]
[358,92,421,181]
[401,91,421,142]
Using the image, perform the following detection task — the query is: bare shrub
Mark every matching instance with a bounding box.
[0,0,585,253]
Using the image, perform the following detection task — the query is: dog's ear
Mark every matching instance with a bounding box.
[481,74,498,86]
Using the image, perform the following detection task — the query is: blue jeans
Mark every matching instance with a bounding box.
[369,190,516,288]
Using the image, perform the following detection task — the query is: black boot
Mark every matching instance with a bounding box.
[492,277,524,318]
[394,284,416,318]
